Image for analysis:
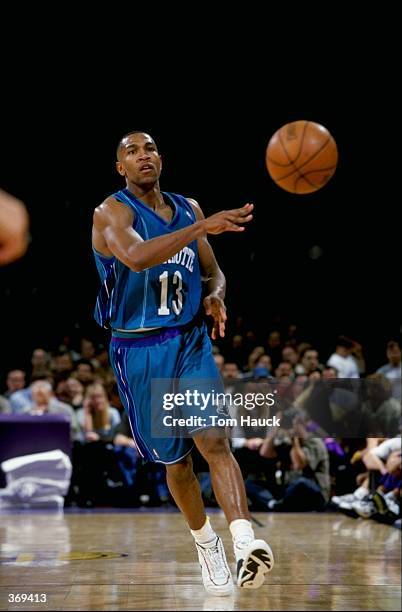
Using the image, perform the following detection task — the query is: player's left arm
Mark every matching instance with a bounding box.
[187,198,227,340]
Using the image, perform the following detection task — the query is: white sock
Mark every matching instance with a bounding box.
[229,518,255,549]
[190,517,217,547]
[355,486,368,500]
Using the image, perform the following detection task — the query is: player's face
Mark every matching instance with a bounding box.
[117,133,162,186]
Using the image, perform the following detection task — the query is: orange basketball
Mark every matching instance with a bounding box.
[266,120,338,194]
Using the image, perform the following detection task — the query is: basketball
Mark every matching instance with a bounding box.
[266,120,338,194]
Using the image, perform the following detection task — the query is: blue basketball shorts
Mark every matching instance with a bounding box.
[109,320,228,464]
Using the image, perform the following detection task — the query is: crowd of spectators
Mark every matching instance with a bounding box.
[1,328,400,526]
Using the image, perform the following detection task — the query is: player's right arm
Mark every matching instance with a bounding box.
[92,197,253,272]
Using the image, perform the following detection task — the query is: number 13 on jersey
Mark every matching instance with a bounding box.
[158,270,183,316]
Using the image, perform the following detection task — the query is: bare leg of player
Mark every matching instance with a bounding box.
[193,435,249,522]
[194,433,275,589]
[166,454,234,596]
[165,454,207,530]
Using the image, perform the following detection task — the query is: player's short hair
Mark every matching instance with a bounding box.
[116,130,154,158]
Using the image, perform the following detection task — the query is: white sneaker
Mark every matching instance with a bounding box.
[332,493,357,506]
[384,491,400,516]
[352,496,376,519]
[235,539,274,589]
[196,536,234,596]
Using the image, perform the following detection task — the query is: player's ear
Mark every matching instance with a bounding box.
[116,161,126,177]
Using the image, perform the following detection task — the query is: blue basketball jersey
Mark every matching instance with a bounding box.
[93,189,202,330]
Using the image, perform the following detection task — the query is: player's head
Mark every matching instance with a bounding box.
[116,131,162,187]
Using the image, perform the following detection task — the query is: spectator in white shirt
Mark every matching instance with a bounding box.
[327,336,360,379]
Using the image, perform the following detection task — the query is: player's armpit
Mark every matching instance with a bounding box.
[187,198,226,296]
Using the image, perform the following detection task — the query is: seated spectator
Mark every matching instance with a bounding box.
[377,341,401,400]
[76,383,120,443]
[275,362,294,379]
[242,355,273,382]
[343,437,401,522]
[331,438,381,510]
[295,348,322,376]
[255,416,330,512]
[66,377,85,409]
[296,342,312,359]
[245,346,266,373]
[256,355,272,376]
[55,379,70,405]
[30,348,51,375]
[361,374,400,437]
[294,371,361,437]
[74,359,96,388]
[242,357,272,382]
[80,338,100,369]
[3,369,26,398]
[22,380,78,439]
[56,377,84,410]
[282,345,299,369]
[8,370,53,413]
[51,352,74,380]
[327,336,360,378]
[363,437,401,481]
[221,362,241,383]
[322,366,338,379]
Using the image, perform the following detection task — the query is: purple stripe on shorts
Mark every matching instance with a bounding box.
[111,327,182,348]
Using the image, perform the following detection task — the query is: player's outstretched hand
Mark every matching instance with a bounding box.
[203,294,227,339]
[202,203,253,235]
[0,189,29,265]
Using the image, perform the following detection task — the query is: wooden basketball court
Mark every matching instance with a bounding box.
[0,511,400,610]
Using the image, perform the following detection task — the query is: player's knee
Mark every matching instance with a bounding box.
[166,455,195,485]
[198,437,232,464]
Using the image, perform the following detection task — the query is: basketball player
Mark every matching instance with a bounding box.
[92,131,274,596]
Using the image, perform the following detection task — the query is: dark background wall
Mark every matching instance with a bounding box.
[0,8,400,378]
